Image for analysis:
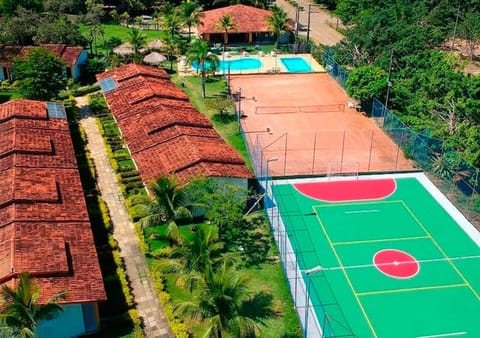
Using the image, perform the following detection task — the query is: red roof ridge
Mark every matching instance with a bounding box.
[96,64,253,182]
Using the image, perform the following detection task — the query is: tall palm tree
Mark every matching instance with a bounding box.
[175,261,272,337]
[138,175,194,244]
[0,273,66,338]
[127,28,147,62]
[186,39,219,98]
[265,6,288,47]
[162,34,181,71]
[163,11,182,40]
[180,1,205,43]
[216,14,236,52]
[154,225,226,284]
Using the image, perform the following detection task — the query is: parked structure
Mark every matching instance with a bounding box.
[198,5,273,44]
[0,44,87,81]
[97,64,252,188]
[0,99,106,337]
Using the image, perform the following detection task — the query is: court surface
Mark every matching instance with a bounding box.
[271,173,480,338]
[230,73,415,176]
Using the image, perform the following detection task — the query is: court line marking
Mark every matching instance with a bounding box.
[315,199,404,208]
[310,255,480,272]
[332,235,430,246]
[417,332,467,338]
[314,208,378,338]
[357,283,468,297]
[401,201,480,300]
[344,209,380,214]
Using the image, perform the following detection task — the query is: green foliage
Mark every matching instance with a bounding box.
[265,6,288,47]
[12,48,67,100]
[332,0,480,168]
[175,260,274,338]
[346,65,387,105]
[0,273,66,337]
[186,39,219,98]
[74,83,101,97]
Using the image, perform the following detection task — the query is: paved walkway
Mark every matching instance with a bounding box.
[276,0,344,46]
[76,97,173,338]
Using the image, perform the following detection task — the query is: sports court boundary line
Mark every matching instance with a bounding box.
[332,235,430,246]
[401,201,480,300]
[314,208,378,338]
[356,283,469,297]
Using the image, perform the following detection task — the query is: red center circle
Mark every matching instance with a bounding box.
[373,249,419,279]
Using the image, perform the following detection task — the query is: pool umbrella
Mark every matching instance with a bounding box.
[113,42,134,56]
[143,52,167,65]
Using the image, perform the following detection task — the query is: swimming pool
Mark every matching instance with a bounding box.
[192,57,263,72]
[280,57,312,72]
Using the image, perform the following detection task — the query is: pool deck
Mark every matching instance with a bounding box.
[178,53,325,76]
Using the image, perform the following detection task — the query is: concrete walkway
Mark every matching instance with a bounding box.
[76,96,173,338]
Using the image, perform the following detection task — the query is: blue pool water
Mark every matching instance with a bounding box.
[280,57,312,72]
[193,57,263,71]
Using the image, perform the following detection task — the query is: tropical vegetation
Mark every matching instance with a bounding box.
[0,273,66,338]
[186,39,220,98]
[318,0,480,168]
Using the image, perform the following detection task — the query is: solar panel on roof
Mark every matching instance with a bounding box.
[46,102,66,119]
[99,77,117,93]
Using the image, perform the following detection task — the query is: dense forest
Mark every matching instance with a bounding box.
[318,0,480,167]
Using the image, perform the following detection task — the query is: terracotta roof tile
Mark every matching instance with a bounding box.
[0,100,47,122]
[198,5,272,34]
[0,44,82,67]
[97,64,252,183]
[0,99,105,304]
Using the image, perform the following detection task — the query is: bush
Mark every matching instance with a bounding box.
[74,83,101,96]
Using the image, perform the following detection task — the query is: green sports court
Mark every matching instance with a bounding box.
[270,173,480,338]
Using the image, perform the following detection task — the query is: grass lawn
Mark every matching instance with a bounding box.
[171,74,252,169]
[80,23,168,55]
[148,220,302,337]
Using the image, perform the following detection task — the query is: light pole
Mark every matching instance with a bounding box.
[304,266,322,338]
[237,87,242,132]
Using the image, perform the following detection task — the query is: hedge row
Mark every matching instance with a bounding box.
[92,103,190,338]
[74,118,144,337]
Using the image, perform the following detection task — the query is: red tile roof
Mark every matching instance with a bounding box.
[0,44,83,67]
[198,5,272,34]
[97,63,252,182]
[0,99,106,304]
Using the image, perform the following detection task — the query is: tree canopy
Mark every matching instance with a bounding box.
[329,0,480,166]
[12,48,68,100]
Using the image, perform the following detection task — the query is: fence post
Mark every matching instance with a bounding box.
[284,132,288,175]
[368,130,374,172]
[340,131,346,173]
[312,132,317,174]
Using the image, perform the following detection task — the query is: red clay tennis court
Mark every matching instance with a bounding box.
[269,173,480,338]
[230,73,415,176]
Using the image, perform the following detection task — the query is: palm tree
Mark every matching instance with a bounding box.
[216,14,236,52]
[180,1,205,43]
[162,34,181,71]
[127,28,147,62]
[175,261,273,337]
[163,11,182,40]
[138,175,194,244]
[0,273,66,338]
[186,39,219,98]
[266,6,288,47]
[154,225,226,283]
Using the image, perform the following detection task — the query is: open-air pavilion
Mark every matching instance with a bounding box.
[198,4,273,45]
